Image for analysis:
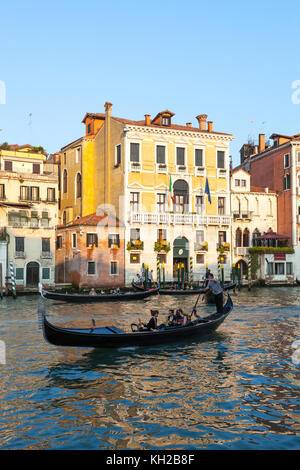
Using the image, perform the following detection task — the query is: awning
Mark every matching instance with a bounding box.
[255,231,290,240]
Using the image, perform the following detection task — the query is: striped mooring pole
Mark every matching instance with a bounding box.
[189,256,193,285]
[157,257,161,286]
[217,257,221,281]
[248,255,252,290]
[9,261,16,298]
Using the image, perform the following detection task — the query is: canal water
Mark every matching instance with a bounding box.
[0,287,299,450]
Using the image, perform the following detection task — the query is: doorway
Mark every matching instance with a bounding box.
[26,262,40,287]
[173,237,189,281]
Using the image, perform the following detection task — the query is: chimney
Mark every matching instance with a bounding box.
[104,101,112,116]
[145,114,151,126]
[207,121,213,133]
[259,133,265,153]
[196,114,208,131]
[186,122,192,128]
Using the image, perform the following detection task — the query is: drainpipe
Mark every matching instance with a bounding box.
[291,145,296,279]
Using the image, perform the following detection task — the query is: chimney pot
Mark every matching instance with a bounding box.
[259,133,265,153]
[196,114,208,131]
[104,101,112,114]
[145,114,151,126]
[207,121,213,133]
[186,122,192,128]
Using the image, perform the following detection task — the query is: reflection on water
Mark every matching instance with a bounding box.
[0,287,299,450]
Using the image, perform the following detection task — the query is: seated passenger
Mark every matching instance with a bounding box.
[89,288,96,296]
[175,309,187,326]
[146,310,159,331]
[167,308,176,326]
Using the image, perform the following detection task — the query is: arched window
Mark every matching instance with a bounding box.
[173,179,189,213]
[76,173,82,198]
[63,169,68,193]
[243,228,250,247]
[253,228,261,247]
[268,198,272,216]
[235,228,242,247]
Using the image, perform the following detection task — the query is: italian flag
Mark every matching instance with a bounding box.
[169,175,175,206]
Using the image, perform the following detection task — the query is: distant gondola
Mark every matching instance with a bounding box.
[38,295,233,348]
[132,281,236,296]
[40,285,159,302]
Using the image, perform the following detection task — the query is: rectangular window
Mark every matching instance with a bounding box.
[87,261,96,275]
[41,212,49,227]
[42,268,50,280]
[176,147,185,166]
[218,231,227,244]
[0,184,5,198]
[56,235,62,249]
[283,174,291,190]
[15,237,24,252]
[110,261,118,275]
[286,262,293,275]
[115,144,121,166]
[241,180,246,187]
[195,149,203,167]
[72,233,77,248]
[157,193,166,212]
[195,195,204,214]
[130,143,140,162]
[108,233,120,248]
[156,145,166,164]
[275,263,284,275]
[15,268,24,280]
[217,151,225,168]
[130,192,139,212]
[130,253,140,264]
[157,228,167,241]
[157,253,166,264]
[20,186,29,201]
[267,262,274,275]
[86,233,98,247]
[196,254,205,264]
[196,230,204,243]
[47,188,56,202]
[76,148,81,163]
[42,238,50,252]
[297,151,300,165]
[284,153,290,168]
[130,228,140,241]
[218,197,225,215]
[4,161,12,171]
[32,163,40,174]
[235,179,240,186]
[31,187,39,201]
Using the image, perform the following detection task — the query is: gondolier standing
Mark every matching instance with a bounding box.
[205,273,224,313]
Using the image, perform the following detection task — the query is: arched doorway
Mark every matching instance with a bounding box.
[173,179,189,213]
[235,259,248,279]
[173,237,189,281]
[26,262,40,287]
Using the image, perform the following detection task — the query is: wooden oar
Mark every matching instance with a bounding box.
[192,288,205,312]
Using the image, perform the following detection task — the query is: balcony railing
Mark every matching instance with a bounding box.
[15,251,25,258]
[233,211,253,220]
[129,212,231,226]
[41,251,52,259]
[234,247,249,256]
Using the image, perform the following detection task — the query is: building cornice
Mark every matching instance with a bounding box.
[123,125,234,142]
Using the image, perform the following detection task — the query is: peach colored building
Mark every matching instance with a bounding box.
[55,211,125,288]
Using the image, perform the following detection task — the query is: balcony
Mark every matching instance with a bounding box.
[194,241,208,251]
[156,163,168,174]
[15,251,25,258]
[233,211,253,220]
[129,161,141,172]
[195,166,205,176]
[41,251,53,259]
[234,247,249,256]
[217,168,227,178]
[129,212,231,226]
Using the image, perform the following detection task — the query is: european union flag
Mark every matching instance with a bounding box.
[205,178,211,204]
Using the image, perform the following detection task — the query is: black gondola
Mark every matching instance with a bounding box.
[132,281,236,296]
[40,285,159,302]
[38,295,233,348]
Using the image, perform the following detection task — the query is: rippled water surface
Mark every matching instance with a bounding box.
[0,287,299,450]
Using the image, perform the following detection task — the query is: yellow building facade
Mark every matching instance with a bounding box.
[60,104,234,285]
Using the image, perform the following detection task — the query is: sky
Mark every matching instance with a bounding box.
[1,0,300,167]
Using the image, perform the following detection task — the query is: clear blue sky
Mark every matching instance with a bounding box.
[1,0,300,166]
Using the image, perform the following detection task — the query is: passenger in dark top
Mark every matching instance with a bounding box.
[146,310,159,330]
